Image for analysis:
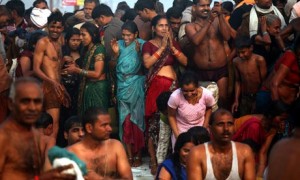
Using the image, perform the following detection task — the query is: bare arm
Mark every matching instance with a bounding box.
[254,16,271,46]
[232,60,241,113]
[218,14,231,41]
[270,64,289,101]
[185,20,213,46]
[157,167,172,180]
[19,56,34,76]
[0,133,7,177]
[203,107,212,129]
[187,147,203,180]
[168,106,179,138]
[115,140,133,180]
[242,144,256,180]
[143,38,167,69]
[257,56,267,80]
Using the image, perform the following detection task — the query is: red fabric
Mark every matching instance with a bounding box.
[122,114,145,154]
[142,40,181,66]
[145,75,174,117]
[232,117,266,146]
[15,50,33,78]
[274,51,300,84]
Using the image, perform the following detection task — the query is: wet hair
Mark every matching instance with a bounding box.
[9,77,41,102]
[6,0,25,17]
[35,112,53,128]
[222,1,234,13]
[80,22,100,44]
[92,4,114,19]
[179,71,198,88]
[84,0,100,6]
[134,0,155,11]
[33,0,48,8]
[121,21,138,34]
[266,14,280,26]
[155,1,164,15]
[166,7,183,20]
[65,28,81,42]
[64,116,82,132]
[48,11,64,25]
[121,8,138,22]
[173,0,193,12]
[187,126,210,145]
[169,132,194,180]
[82,107,109,131]
[209,108,232,125]
[193,0,212,4]
[151,15,168,27]
[28,31,47,51]
[156,91,172,112]
[235,35,252,49]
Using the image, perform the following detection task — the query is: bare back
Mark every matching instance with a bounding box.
[233,54,267,93]
[0,120,46,179]
[186,20,227,70]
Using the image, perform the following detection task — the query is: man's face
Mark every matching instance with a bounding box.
[48,21,64,40]
[94,16,106,27]
[194,0,211,18]
[137,10,149,22]
[84,2,96,19]
[35,2,48,9]
[169,17,181,34]
[267,19,281,36]
[64,124,85,145]
[237,47,252,60]
[90,114,112,141]
[210,113,234,143]
[9,82,43,126]
[256,0,272,9]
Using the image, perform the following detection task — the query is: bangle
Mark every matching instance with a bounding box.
[262,31,268,36]
[153,52,161,59]
[80,69,88,76]
[173,50,181,57]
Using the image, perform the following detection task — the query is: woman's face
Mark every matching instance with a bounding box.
[80,28,92,46]
[68,34,81,51]
[179,142,195,165]
[267,19,281,36]
[182,83,198,101]
[153,18,170,38]
[122,29,136,46]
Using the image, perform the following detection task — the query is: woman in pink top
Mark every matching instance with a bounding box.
[168,71,215,147]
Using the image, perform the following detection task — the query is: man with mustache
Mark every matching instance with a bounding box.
[185,0,231,109]
[187,109,256,180]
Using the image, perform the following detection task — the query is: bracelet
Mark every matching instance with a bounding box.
[80,69,88,76]
[173,50,181,57]
[153,52,161,59]
[262,31,268,36]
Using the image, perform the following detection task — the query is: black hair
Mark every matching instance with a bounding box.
[193,0,212,4]
[166,7,183,20]
[173,0,193,11]
[33,0,48,7]
[82,107,109,131]
[121,8,138,22]
[187,126,210,145]
[92,4,114,19]
[48,11,64,25]
[0,5,11,17]
[5,0,25,17]
[121,21,138,34]
[84,0,100,6]
[156,91,172,112]
[151,14,168,27]
[63,28,81,55]
[209,108,232,125]
[293,37,300,52]
[170,132,194,180]
[116,1,130,11]
[64,116,82,132]
[289,98,300,128]
[134,0,155,11]
[35,112,53,128]
[222,1,234,13]
[80,22,100,44]
[28,30,47,51]
[242,139,261,153]
[179,71,198,88]
[24,7,33,19]
[235,35,252,49]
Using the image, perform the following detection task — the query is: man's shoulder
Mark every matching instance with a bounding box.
[234,141,253,154]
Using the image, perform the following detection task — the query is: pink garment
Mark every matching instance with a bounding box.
[168,87,215,147]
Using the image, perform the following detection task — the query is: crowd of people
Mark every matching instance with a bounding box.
[0,0,299,179]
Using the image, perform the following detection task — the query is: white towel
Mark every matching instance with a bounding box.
[53,157,85,180]
[30,7,51,28]
[249,4,286,37]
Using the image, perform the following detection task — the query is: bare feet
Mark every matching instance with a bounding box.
[149,159,158,175]
[132,156,142,167]
[128,157,133,166]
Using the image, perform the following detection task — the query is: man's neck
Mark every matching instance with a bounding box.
[10,116,32,132]
[195,17,208,24]
[82,136,107,150]
[211,141,232,153]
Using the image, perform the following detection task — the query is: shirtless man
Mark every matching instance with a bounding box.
[67,107,132,179]
[0,77,75,180]
[232,36,267,116]
[267,99,300,180]
[34,11,70,139]
[187,108,255,180]
[185,0,231,108]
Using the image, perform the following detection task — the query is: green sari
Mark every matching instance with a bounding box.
[78,44,109,115]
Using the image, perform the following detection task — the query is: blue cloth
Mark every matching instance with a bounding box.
[116,38,145,139]
[255,90,272,114]
[156,159,187,180]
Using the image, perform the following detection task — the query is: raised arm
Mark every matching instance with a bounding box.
[214,5,231,41]
[143,38,167,69]
[185,20,213,46]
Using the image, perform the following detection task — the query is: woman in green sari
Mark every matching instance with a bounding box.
[111,21,145,167]
[64,22,109,115]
